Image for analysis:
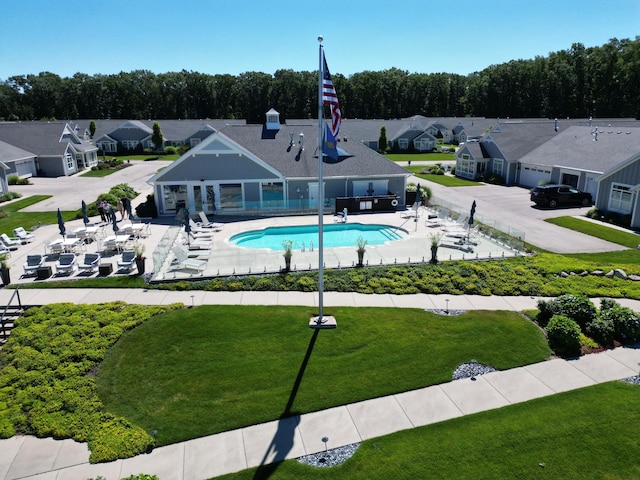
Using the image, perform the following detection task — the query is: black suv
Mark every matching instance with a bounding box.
[530,184,592,208]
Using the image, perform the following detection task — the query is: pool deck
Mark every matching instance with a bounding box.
[153,209,521,282]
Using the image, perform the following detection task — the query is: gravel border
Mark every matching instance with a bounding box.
[297,442,360,467]
[622,375,640,385]
[426,309,466,316]
[453,359,497,380]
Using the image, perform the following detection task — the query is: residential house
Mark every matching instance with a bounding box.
[0,122,98,177]
[0,139,36,187]
[148,110,409,216]
[454,118,640,228]
[92,119,245,154]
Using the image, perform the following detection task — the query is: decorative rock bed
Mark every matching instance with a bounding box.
[426,308,466,316]
[297,442,360,467]
[452,359,497,380]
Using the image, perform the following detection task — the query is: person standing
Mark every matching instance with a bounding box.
[118,198,125,220]
[97,200,106,222]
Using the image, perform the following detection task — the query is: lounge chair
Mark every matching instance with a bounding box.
[197,211,224,230]
[23,254,44,276]
[0,233,21,250]
[182,232,212,250]
[187,221,215,238]
[55,253,77,275]
[14,227,35,243]
[117,250,136,272]
[78,253,101,273]
[171,246,207,272]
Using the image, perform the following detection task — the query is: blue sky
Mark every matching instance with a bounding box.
[1,0,638,80]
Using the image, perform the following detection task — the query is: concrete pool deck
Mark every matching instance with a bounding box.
[151,209,521,282]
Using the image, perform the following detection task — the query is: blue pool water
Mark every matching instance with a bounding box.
[230,223,406,250]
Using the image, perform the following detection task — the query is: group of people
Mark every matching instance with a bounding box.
[96,197,132,223]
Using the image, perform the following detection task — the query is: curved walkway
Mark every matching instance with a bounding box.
[1,290,639,480]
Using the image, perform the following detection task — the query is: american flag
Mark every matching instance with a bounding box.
[322,51,342,138]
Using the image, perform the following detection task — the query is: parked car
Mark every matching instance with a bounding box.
[530,184,592,208]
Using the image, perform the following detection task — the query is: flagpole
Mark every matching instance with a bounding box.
[317,36,325,325]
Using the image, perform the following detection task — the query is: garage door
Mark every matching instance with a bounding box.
[15,160,36,178]
[520,165,551,187]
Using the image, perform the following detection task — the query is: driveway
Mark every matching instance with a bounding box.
[416,176,628,254]
[10,160,171,213]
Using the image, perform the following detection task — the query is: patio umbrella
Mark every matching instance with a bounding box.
[468,200,476,225]
[57,208,66,237]
[81,200,89,225]
[414,184,422,231]
[183,207,191,247]
[112,211,119,234]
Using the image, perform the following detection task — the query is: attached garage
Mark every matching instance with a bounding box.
[519,164,551,187]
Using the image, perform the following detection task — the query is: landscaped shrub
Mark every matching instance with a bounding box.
[537,294,596,329]
[586,317,615,346]
[0,302,181,463]
[599,305,640,344]
[546,315,581,357]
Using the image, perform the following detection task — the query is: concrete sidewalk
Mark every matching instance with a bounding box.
[1,291,639,480]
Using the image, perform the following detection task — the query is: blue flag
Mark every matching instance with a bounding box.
[322,122,339,162]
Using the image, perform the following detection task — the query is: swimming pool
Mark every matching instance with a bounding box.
[230,223,406,250]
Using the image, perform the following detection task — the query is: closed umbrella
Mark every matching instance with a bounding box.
[57,208,66,237]
[183,207,191,247]
[468,200,476,225]
[414,183,422,231]
[112,211,119,234]
[81,200,89,225]
[467,200,476,243]
[125,198,133,219]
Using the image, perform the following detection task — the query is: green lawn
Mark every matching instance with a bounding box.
[545,216,640,248]
[220,381,640,479]
[385,152,455,162]
[79,169,119,177]
[97,305,550,447]
[406,167,482,186]
[0,195,79,236]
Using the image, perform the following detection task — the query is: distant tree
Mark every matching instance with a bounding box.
[89,120,96,139]
[378,126,388,152]
[151,121,163,150]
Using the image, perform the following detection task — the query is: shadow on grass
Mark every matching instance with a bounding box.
[252,328,320,479]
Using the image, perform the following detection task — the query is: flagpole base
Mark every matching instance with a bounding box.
[309,315,337,329]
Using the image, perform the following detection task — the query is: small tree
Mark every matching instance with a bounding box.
[378,126,388,153]
[151,121,163,151]
[546,315,581,357]
[89,120,96,139]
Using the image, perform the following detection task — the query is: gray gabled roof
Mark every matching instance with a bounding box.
[518,126,640,173]
[0,122,96,156]
[218,122,409,179]
[0,140,36,162]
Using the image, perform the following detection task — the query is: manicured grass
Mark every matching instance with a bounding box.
[386,152,455,162]
[406,167,482,186]
[79,169,119,177]
[96,305,551,447]
[545,216,640,248]
[0,195,80,236]
[220,381,640,479]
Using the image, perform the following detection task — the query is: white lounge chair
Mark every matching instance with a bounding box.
[0,233,21,250]
[14,227,35,243]
[171,246,207,272]
[333,208,348,223]
[23,254,44,276]
[78,253,101,273]
[182,232,212,250]
[55,253,77,275]
[187,221,215,238]
[117,250,136,272]
[197,211,224,230]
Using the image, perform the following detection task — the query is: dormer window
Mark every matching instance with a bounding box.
[265,108,281,131]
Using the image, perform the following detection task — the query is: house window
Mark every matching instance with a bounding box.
[398,139,408,150]
[457,159,473,175]
[190,138,201,147]
[163,184,187,211]
[220,183,243,209]
[493,159,503,177]
[261,182,283,207]
[66,154,74,170]
[122,140,138,150]
[609,183,634,213]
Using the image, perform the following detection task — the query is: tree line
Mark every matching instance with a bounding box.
[1,37,638,123]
